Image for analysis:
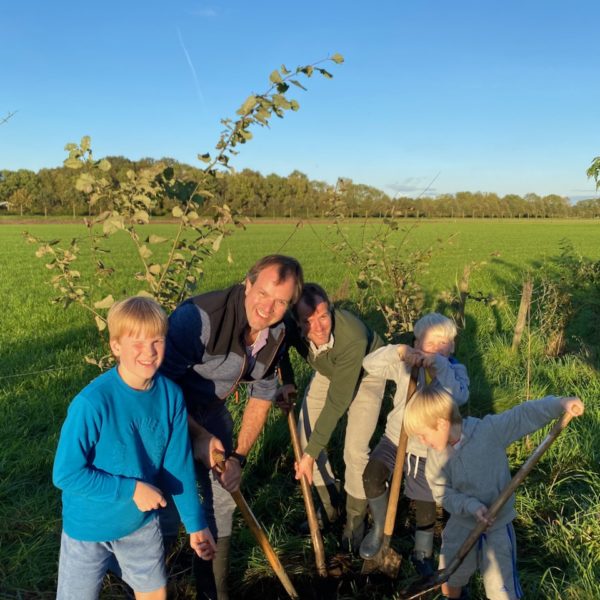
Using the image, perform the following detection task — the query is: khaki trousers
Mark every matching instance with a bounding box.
[298,370,385,499]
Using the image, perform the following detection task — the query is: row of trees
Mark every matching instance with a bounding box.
[2,157,600,219]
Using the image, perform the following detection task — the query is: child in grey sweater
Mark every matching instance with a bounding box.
[403,386,584,600]
[360,313,469,575]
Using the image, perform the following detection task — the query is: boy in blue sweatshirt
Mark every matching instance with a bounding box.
[403,386,584,600]
[53,296,215,600]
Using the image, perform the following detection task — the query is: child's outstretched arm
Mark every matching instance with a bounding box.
[561,396,584,417]
[190,527,217,560]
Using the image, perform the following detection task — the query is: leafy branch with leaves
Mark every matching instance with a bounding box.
[25,54,343,364]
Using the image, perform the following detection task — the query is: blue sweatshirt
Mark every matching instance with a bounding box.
[53,367,206,542]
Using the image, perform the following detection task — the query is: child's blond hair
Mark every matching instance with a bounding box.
[107,296,167,341]
[413,312,457,343]
[404,385,462,437]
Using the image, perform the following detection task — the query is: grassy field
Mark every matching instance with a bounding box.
[1,219,599,599]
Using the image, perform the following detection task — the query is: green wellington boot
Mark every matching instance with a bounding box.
[359,490,389,559]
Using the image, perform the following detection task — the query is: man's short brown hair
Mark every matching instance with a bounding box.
[246,255,304,304]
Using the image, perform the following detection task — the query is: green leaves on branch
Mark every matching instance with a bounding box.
[586,156,600,191]
[26,53,343,354]
[217,53,343,171]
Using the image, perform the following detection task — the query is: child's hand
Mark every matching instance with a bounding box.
[190,528,217,560]
[401,347,422,367]
[475,506,494,528]
[419,352,437,370]
[560,396,584,417]
[397,344,412,361]
[133,481,167,512]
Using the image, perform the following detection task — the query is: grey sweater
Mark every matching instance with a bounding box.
[362,344,469,457]
[425,395,564,531]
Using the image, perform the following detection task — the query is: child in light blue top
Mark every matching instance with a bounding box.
[53,296,215,600]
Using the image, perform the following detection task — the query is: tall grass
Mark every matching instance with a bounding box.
[1,220,598,599]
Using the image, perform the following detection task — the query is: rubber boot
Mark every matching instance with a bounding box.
[359,490,389,559]
[213,536,230,600]
[411,529,435,578]
[341,495,368,554]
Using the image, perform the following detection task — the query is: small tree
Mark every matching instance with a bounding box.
[26,55,343,363]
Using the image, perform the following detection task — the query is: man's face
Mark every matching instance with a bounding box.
[110,330,165,390]
[415,330,455,357]
[296,297,332,347]
[244,264,296,334]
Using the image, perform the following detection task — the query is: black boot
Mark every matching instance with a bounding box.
[193,552,217,600]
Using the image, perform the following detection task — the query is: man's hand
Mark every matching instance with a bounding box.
[190,528,217,560]
[294,453,315,485]
[217,456,243,493]
[474,506,494,528]
[192,430,226,470]
[275,384,297,412]
[133,481,167,512]
[561,396,584,417]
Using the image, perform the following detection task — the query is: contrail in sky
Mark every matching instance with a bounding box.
[177,27,205,105]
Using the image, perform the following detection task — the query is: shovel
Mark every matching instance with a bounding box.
[398,411,575,600]
[285,391,328,577]
[213,452,299,599]
[362,367,419,578]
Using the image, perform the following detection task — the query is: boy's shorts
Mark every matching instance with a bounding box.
[370,436,434,502]
[440,520,523,600]
[56,516,166,599]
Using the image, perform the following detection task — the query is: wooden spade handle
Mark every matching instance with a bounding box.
[381,367,419,547]
[444,411,574,576]
[213,452,299,599]
[287,401,328,577]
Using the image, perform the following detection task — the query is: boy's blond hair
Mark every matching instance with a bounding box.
[413,312,457,343]
[107,296,168,340]
[404,385,462,437]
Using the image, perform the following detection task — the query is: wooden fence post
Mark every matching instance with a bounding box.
[512,278,533,352]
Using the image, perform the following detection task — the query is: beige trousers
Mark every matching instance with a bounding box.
[298,370,385,499]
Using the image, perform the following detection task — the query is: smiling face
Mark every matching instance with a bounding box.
[244,264,296,339]
[110,331,166,390]
[415,330,455,357]
[295,297,332,347]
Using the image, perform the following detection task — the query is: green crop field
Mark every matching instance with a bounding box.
[1,219,599,599]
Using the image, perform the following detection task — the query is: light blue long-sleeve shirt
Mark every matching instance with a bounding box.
[53,367,206,542]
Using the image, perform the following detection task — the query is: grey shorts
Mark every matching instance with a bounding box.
[56,517,166,599]
[440,520,523,600]
[370,435,434,502]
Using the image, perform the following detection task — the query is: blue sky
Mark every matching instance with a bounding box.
[2,0,599,199]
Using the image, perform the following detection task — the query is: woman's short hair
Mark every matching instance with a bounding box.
[107,296,168,340]
[413,312,457,342]
[291,282,331,321]
[403,385,462,437]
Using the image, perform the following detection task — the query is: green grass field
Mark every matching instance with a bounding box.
[1,220,599,599]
